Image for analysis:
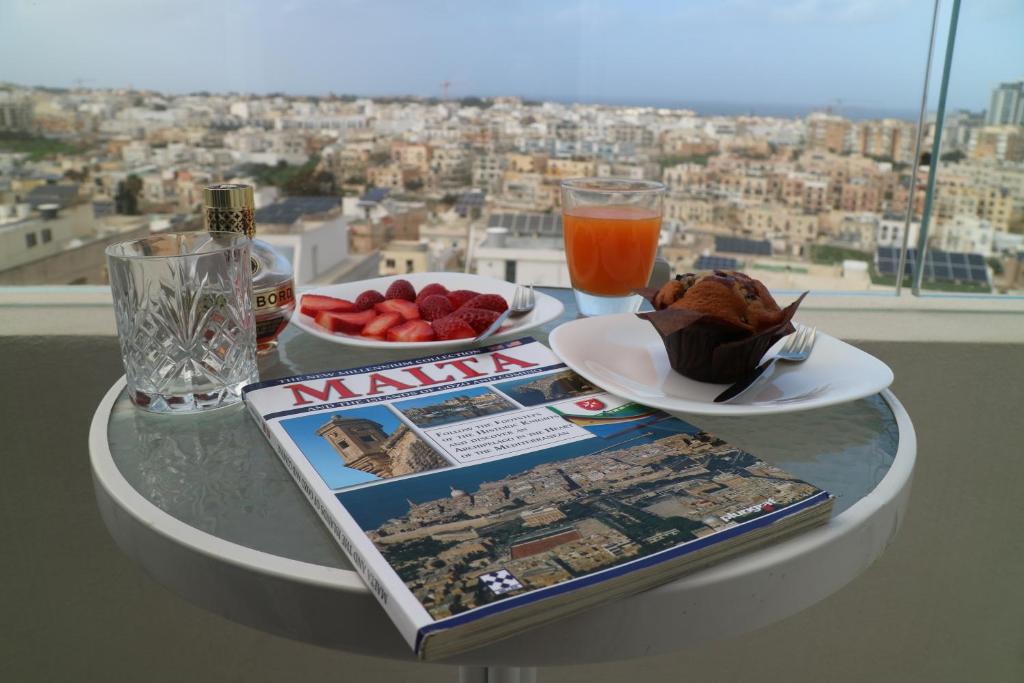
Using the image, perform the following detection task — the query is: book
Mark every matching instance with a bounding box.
[242,338,833,660]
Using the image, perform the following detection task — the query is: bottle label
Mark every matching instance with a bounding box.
[255,283,295,313]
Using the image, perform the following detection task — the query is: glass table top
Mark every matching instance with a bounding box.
[106,288,899,571]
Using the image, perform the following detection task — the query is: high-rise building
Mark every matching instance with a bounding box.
[806,112,852,153]
[985,82,1024,126]
[0,92,34,133]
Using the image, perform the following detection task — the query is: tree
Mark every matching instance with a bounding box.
[940,149,966,163]
[115,174,143,215]
[284,168,338,197]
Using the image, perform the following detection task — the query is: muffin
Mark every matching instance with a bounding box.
[637,271,805,383]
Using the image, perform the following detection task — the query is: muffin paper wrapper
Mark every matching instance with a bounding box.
[636,291,807,384]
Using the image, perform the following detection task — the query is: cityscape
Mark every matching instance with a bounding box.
[1,80,1023,293]
[340,417,824,620]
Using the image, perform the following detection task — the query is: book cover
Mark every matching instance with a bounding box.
[242,338,832,659]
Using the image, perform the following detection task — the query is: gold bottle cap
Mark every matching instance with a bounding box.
[203,183,255,210]
[203,184,255,238]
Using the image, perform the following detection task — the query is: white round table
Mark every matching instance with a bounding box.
[89,291,915,681]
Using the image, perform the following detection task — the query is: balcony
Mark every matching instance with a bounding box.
[2,0,1023,679]
[2,287,1022,680]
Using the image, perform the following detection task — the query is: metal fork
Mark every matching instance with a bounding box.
[714,325,818,403]
[509,284,535,318]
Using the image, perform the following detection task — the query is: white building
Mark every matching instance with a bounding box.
[471,215,571,287]
[255,197,349,285]
[985,81,1024,126]
[936,215,996,256]
[876,216,921,249]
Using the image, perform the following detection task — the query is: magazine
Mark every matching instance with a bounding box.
[242,338,833,660]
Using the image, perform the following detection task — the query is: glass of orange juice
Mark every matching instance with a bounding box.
[560,178,665,316]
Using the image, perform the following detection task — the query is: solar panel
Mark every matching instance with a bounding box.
[694,255,739,271]
[714,236,772,255]
[456,192,485,209]
[487,213,563,236]
[875,247,988,283]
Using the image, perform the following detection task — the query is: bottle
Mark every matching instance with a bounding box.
[203,183,295,355]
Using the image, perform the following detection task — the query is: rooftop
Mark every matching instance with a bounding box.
[487,212,563,237]
[25,183,81,209]
[715,235,773,255]
[255,196,342,226]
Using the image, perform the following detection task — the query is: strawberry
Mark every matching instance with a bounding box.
[460,293,508,313]
[384,279,416,302]
[418,293,454,321]
[450,307,501,334]
[432,316,477,341]
[360,312,402,339]
[354,290,385,311]
[387,319,436,343]
[374,299,420,320]
[415,282,449,304]
[446,289,479,310]
[315,309,376,334]
[300,294,357,317]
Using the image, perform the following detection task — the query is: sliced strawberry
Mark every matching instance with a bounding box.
[415,282,449,304]
[432,316,477,341]
[387,319,436,343]
[374,298,420,320]
[315,309,376,334]
[450,307,501,334]
[418,293,454,321]
[354,290,385,311]
[460,293,508,313]
[446,289,480,309]
[360,312,402,339]
[300,294,357,317]
[384,279,416,302]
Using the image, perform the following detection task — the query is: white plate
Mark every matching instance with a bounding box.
[549,313,894,416]
[293,272,564,350]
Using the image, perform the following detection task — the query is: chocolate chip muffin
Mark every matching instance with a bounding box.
[651,270,784,334]
[638,270,804,383]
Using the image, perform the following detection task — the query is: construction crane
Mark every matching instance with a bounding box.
[441,80,454,100]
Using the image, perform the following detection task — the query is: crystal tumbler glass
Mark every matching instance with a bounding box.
[105,231,259,413]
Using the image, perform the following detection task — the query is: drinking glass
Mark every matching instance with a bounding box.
[105,231,259,413]
[561,178,665,316]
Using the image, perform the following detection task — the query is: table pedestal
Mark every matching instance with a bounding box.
[459,666,537,683]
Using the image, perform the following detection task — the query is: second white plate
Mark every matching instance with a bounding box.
[549,313,893,416]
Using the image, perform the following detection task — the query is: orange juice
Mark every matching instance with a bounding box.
[563,205,662,296]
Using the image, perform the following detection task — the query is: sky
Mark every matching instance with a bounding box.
[280,403,402,490]
[1,0,1021,115]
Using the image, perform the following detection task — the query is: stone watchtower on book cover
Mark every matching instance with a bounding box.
[316,415,448,478]
[316,416,392,476]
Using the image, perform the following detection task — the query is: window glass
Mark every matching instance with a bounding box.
[914,1,1024,296]
[1,1,1017,298]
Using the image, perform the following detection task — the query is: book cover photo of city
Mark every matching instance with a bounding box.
[393,386,517,429]
[279,403,451,490]
[336,410,825,621]
[491,369,600,407]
